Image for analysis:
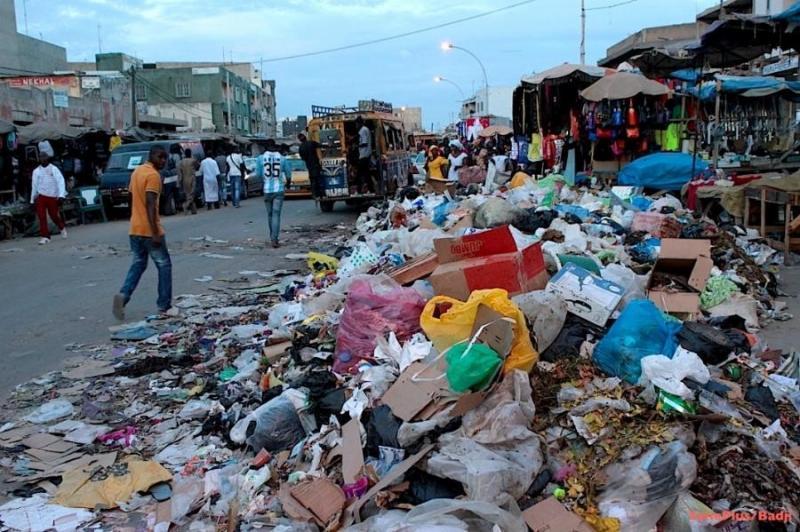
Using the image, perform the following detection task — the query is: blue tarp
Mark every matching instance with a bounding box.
[618,152,708,191]
[773,2,800,23]
[689,75,800,101]
[670,69,701,83]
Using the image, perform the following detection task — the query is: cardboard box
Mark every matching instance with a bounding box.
[647,239,713,315]
[546,263,625,326]
[425,178,456,196]
[522,497,594,532]
[631,212,682,238]
[429,225,548,301]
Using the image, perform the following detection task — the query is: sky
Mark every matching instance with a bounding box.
[17,0,719,129]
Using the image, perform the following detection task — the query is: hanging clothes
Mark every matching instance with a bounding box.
[528,133,543,163]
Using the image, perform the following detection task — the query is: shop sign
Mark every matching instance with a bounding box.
[6,75,75,88]
[81,77,101,89]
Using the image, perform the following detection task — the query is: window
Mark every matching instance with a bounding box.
[191,117,201,131]
[175,81,191,98]
[135,82,147,101]
[234,87,240,102]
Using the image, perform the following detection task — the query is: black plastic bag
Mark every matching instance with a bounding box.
[677,322,735,364]
[365,405,401,456]
[292,370,337,401]
[541,315,605,362]
[513,209,557,234]
[404,469,465,504]
[745,386,780,421]
[315,388,349,425]
[244,395,307,452]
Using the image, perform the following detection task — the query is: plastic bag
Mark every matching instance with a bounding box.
[593,299,681,384]
[334,279,426,374]
[229,393,306,452]
[268,302,305,339]
[676,321,736,364]
[445,342,502,393]
[639,347,710,399]
[700,276,738,309]
[425,371,542,504]
[511,291,567,352]
[307,252,339,279]
[600,264,647,311]
[420,289,538,374]
[473,197,524,229]
[660,492,720,531]
[24,399,74,424]
[598,441,697,532]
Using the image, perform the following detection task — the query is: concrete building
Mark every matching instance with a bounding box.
[280,115,308,138]
[597,22,707,68]
[0,0,68,76]
[392,107,423,133]
[459,86,514,121]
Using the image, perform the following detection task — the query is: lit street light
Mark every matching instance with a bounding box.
[433,75,466,100]
[441,41,489,117]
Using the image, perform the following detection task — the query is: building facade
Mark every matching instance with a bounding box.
[280,115,308,138]
[0,0,68,76]
[392,107,423,133]
[459,86,514,121]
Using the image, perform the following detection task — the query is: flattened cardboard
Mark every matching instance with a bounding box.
[341,419,364,484]
[289,478,346,526]
[648,239,713,315]
[547,263,625,326]
[472,305,515,358]
[522,497,594,532]
[380,360,450,422]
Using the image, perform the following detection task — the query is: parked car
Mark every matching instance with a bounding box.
[242,157,263,198]
[284,155,311,198]
[100,141,204,215]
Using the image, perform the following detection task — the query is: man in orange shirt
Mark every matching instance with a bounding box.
[113,145,172,319]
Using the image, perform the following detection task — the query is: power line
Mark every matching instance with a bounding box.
[585,0,639,11]
[129,75,215,119]
[243,0,538,64]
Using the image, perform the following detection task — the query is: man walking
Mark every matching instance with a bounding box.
[215,151,229,206]
[30,154,67,244]
[113,145,172,319]
[258,145,291,248]
[201,154,221,209]
[178,149,197,214]
[355,116,374,194]
[297,133,323,199]
[226,148,245,208]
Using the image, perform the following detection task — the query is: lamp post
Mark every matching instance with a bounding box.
[433,76,466,100]
[441,42,489,119]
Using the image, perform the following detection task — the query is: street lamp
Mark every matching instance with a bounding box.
[441,41,489,117]
[433,76,466,100]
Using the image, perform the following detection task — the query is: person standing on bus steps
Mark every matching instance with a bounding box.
[30,153,67,244]
[226,148,245,208]
[297,133,323,199]
[200,154,221,209]
[113,145,172,320]
[178,149,198,214]
[258,146,292,248]
[355,116,374,194]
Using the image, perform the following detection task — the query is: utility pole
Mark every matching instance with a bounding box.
[226,69,232,133]
[22,0,29,34]
[97,24,103,53]
[130,66,137,127]
[580,0,586,64]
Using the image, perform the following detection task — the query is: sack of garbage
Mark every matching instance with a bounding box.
[425,371,542,504]
[593,299,681,384]
[512,291,568,352]
[230,393,306,453]
[420,289,538,373]
[335,278,426,374]
[474,197,524,229]
[598,440,697,532]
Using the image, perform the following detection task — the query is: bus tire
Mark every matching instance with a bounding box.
[319,200,334,212]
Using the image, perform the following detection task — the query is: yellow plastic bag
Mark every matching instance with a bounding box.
[420,289,538,373]
[510,171,531,189]
[307,252,339,279]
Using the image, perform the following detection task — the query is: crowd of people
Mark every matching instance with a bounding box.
[419,133,513,188]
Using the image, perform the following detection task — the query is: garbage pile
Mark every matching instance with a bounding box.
[1,173,799,531]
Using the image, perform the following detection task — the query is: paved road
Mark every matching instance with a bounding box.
[0,198,359,399]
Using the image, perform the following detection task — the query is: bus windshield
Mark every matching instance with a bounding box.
[318,128,342,158]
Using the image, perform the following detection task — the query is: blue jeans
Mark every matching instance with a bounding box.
[218,174,228,204]
[120,235,173,311]
[229,174,242,206]
[264,192,284,242]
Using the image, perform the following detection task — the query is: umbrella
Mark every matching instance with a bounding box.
[580,72,670,102]
[522,63,610,86]
[479,125,513,137]
[0,119,15,135]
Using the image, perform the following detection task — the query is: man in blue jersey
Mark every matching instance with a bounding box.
[258,141,292,248]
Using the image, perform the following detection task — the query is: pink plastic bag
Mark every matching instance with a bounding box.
[334,278,426,374]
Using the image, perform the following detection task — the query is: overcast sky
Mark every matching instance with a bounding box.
[18,0,718,128]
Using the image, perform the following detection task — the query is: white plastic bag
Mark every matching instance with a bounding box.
[600,264,647,311]
[512,291,568,352]
[639,347,710,399]
[268,302,305,338]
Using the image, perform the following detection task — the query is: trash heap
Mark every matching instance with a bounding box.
[1,174,800,531]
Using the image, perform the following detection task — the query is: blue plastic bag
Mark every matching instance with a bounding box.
[593,299,681,384]
[432,200,454,227]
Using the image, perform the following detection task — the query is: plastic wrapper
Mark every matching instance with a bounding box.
[306,252,339,279]
[512,290,568,352]
[425,370,543,503]
[229,393,306,452]
[600,263,647,311]
[420,289,538,374]
[334,279,426,374]
[660,492,720,531]
[700,276,739,309]
[445,342,502,393]
[24,399,74,424]
[639,347,710,399]
[592,299,681,384]
[598,441,697,532]
[268,302,305,339]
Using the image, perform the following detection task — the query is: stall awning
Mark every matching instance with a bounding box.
[17,122,96,144]
[521,64,610,86]
[580,72,670,102]
[691,74,800,101]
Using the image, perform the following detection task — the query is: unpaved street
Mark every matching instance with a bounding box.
[0,199,358,398]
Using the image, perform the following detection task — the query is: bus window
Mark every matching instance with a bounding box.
[319,127,342,158]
